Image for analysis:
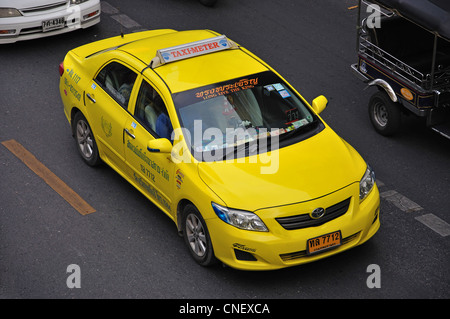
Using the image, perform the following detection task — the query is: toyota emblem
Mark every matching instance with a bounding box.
[310,207,325,219]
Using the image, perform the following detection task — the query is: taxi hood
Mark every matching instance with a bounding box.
[197,127,366,211]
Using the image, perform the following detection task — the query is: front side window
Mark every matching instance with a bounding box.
[173,71,322,161]
[134,80,173,140]
[95,61,137,108]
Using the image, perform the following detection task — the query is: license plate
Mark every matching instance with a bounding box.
[307,231,341,255]
[42,17,65,32]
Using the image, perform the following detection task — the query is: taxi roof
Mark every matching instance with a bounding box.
[118,30,269,93]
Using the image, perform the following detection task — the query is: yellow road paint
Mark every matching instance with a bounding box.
[2,139,95,215]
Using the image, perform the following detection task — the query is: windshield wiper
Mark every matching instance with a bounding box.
[218,121,318,160]
[220,135,270,161]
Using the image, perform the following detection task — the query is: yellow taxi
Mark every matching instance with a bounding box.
[59,29,380,270]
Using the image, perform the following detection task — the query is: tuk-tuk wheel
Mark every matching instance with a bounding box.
[369,91,401,136]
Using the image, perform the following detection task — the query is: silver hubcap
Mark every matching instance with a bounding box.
[373,102,388,127]
[186,214,207,257]
[76,120,94,159]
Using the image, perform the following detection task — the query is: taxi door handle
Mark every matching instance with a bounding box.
[86,93,96,103]
[124,128,135,139]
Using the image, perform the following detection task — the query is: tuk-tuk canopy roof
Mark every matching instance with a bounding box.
[372,0,450,41]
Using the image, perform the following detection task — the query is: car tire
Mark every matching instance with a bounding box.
[182,204,217,266]
[368,91,401,136]
[73,112,101,166]
[199,0,217,7]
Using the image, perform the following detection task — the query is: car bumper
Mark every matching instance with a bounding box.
[0,1,100,44]
[207,182,380,270]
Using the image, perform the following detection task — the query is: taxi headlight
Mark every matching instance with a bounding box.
[360,164,376,201]
[0,8,22,18]
[212,202,268,232]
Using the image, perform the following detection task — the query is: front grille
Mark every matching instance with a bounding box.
[276,197,351,230]
[20,1,68,14]
[279,231,361,262]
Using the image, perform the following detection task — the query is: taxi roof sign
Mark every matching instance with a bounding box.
[150,35,237,68]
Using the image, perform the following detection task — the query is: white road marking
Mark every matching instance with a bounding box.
[111,14,142,29]
[101,1,119,15]
[415,214,450,237]
[380,190,423,213]
[102,1,144,30]
[379,188,449,237]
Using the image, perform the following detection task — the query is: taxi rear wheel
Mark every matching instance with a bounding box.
[73,112,101,166]
[182,204,217,267]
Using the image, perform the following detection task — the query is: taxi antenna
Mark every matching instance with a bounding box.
[118,7,124,38]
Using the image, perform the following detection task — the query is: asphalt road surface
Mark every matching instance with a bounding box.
[1,0,449,303]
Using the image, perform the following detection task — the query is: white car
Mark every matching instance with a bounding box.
[0,0,100,44]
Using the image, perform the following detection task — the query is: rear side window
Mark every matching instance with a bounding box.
[95,62,137,108]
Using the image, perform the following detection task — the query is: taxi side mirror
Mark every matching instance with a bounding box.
[147,138,172,153]
[311,95,328,114]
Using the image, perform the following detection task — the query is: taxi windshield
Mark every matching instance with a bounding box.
[173,71,320,161]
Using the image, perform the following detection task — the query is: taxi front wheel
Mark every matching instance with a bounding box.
[182,204,217,267]
[73,112,101,167]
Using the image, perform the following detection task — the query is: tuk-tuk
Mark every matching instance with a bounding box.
[351,0,450,139]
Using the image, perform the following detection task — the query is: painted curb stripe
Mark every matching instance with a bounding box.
[2,139,95,215]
